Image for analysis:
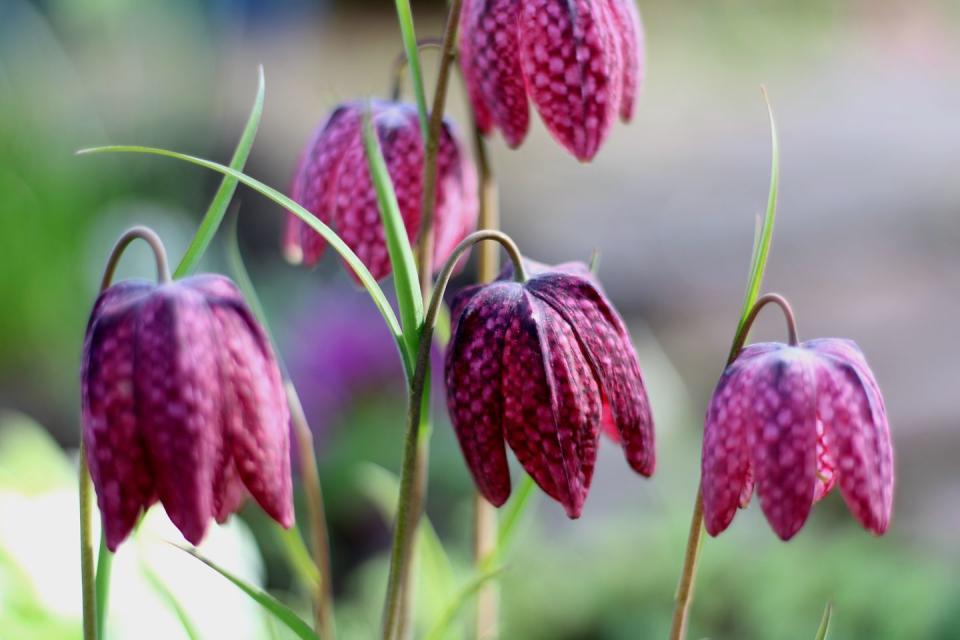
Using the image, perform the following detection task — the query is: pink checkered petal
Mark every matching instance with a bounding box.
[604,0,644,121]
[332,104,423,281]
[213,459,247,524]
[701,362,755,537]
[286,104,363,265]
[444,283,523,507]
[744,349,819,541]
[82,281,156,551]
[207,298,293,529]
[433,120,479,267]
[135,286,223,545]
[526,273,654,476]
[501,292,587,517]
[459,0,530,146]
[810,340,893,535]
[518,0,623,161]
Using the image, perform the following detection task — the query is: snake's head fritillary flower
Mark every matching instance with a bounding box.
[283,100,478,281]
[459,0,644,161]
[81,274,293,550]
[444,259,654,518]
[701,338,893,541]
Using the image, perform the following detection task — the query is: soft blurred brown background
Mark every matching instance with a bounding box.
[1,0,958,638]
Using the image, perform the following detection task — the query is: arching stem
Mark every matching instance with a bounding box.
[382,231,525,640]
[669,292,800,640]
[390,38,444,102]
[81,226,173,640]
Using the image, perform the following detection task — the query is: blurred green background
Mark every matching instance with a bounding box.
[1,0,959,638]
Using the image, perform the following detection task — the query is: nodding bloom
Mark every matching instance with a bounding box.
[284,100,478,281]
[81,274,293,550]
[444,259,654,518]
[702,337,894,541]
[458,0,644,161]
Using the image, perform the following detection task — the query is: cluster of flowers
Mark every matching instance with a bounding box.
[81,1,892,555]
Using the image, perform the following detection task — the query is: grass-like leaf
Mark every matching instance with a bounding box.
[95,536,112,639]
[423,566,505,640]
[496,473,537,556]
[277,525,322,592]
[76,144,412,371]
[174,546,319,640]
[174,66,264,278]
[733,86,780,347]
[362,106,424,363]
[814,601,833,640]
[393,0,429,139]
[141,561,202,640]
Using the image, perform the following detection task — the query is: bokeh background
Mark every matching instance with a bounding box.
[1,0,959,638]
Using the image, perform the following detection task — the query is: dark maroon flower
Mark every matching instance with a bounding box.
[81,274,293,550]
[701,339,894,540]
[458,0,644,161]
[444,259,654,518]
[284,100,478,281]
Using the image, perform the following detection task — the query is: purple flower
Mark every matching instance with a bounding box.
[284,100,478,281]
[444,259,654,518]
[458,0,644,161]
[701,339,894,540]
[81,274,293,551]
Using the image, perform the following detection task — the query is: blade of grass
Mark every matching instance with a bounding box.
[392,0,429,140]
[362,107,424,360]
[733,86,780,347]
[95,535,112,638]
[141,561,202,640]
[174,546,319,640]
[423,566,504,640]
[494,474,537,558]
[174,66,264,278]
[814,602,833,640]
[277,525,322,591]
[76,144,412,372]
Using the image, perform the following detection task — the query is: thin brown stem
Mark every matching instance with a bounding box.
[100,226,172,289]
[669,292,800,640]
[381,231,525,640]
[471,125,500,640]
[287,382,336,640]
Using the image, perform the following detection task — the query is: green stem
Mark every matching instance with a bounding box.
[95,535,113,637]
[381,231,526,640]
[390,39,444,103]
[79,450,96,640]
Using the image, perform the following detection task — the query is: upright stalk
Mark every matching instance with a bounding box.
[382,231,526,640]
[388,3,464,638]
[669,293,799,640]
[471,126,500,640]
[81,227,172,640]
[287,383,336,639]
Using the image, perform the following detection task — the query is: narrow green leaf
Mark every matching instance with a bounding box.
[496,473,537,555]
[423,566,504,640]
[362,107,424,361]
[814,601,833,640]
[174,66,264,278]
[224,212,274,345]
[174,546,319,640]
[141,561,202,640]
[77,144,412,372]
[735,87,780,339]
[277,525,322,591]
[95,536,113,639]
[433,301,451,350]
[393,0,429,140]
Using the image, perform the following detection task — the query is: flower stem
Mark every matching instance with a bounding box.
[390,38,444,102]
[381,230,525,640]
[79,448,97,640]
[471,125,500,640]
[669,293,798,639]
[286,382,336,640]
[81,226,174,640]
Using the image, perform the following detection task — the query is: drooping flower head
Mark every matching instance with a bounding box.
[81,273,293,550]
[444,258,654,518]
[701,301,893,541]
[458,0,644,161]
[284,100,478,281]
